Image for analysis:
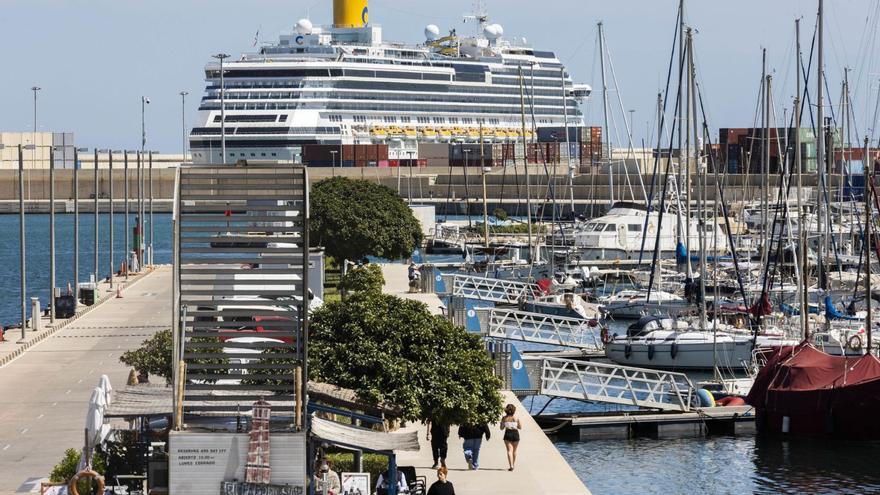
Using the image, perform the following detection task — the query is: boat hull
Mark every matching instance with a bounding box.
[605,340,753,370]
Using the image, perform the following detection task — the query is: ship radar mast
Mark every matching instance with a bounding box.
[462,0,489,37]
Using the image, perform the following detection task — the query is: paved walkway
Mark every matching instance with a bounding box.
[380,264,444,315]
[381,264,590,494]
[0,267,171,494]
[0,267,156,368]
[396,392,590,495]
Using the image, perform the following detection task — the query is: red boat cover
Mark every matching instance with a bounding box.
[747,343,880,437]
[536,279,552,295]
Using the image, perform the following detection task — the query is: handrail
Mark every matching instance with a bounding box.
[483,308,603,351]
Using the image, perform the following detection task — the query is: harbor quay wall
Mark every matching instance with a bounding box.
[0,167,837,214]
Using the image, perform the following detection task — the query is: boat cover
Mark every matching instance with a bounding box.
[747,343,880,437]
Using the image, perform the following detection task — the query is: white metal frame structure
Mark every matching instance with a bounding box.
[483,308,604,351]
[174,163,309,425]
[539,357,696,411]
[448,274,542,303]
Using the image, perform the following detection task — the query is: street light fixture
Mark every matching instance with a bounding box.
[213,53,231,163]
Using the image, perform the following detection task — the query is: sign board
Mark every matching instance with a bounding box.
[220,481,303,495]
[341,473,370,495]
[170,432,306,494]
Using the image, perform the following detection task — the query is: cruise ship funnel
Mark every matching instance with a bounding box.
[333,0,368,28]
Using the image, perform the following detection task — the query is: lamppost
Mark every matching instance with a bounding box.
[18,144,27,341]
[180,91,189,162]
[330,150,338,177]
[213,53,230,163]
[141,97,150,269]
[407,150,415,204]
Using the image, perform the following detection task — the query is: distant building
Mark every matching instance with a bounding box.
[0,131,75,169]
[717,127,842,174]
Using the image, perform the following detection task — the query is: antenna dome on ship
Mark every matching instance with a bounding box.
[296,18,314,35]
[483,24,501,40]
[424,24,441,40]
[491,23,504,36]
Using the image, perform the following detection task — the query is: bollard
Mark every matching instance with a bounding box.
[116,286,123,299]
[30,297,41,332]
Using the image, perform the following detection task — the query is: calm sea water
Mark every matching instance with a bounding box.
[0,213,172,326]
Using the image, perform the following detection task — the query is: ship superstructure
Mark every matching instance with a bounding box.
[190,0,591,164]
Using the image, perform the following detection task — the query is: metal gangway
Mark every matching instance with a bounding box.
[482,308,604,351]
[539,357,697,411]
[447,274,542,304]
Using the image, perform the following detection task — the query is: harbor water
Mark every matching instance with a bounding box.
[0,213,172,326]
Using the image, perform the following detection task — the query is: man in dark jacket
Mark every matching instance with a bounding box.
[457,423,490,470]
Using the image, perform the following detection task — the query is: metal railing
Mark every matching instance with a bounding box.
[483,308,604,351]
[540,357,696,412]
[448,274,542,303]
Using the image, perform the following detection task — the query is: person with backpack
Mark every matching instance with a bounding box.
[457,423,490,470]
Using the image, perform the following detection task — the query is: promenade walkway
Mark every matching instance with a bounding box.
[380,263,591,495]
[0,267,171,494]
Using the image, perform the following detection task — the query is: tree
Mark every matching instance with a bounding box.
[50,448,105,494]
[309,292,502,425]
[119,330,226,384]
[338,263,385,295]
[310,177,423,262]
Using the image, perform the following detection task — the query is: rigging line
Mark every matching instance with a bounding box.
[695,85,752,326]
[645,29,688,301]
[637,3,683,265]
[604,34,648,204]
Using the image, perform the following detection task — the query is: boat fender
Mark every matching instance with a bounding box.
[68,469,105,495]
[670,342,678,359]
[848,334,863,351]
[717,396,746,407]
[733,315,746,329]
[696,389,716,408]
[624,344,632,359]
[647,344,655,361]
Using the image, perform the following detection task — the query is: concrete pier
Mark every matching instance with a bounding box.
[0,267,170,493]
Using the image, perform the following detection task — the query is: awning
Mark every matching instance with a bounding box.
[310,417,420,453]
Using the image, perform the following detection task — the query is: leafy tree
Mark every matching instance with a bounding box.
[309,292,502,425]
[492,208,509,222]
[338,263,385,295]
[310,177,423,262]
[119,329,226,384]
[120,330,173,383]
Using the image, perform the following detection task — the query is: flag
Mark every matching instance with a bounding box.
[253,29,260,47]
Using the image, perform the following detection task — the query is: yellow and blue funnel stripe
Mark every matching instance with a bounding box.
[333,0,369,28]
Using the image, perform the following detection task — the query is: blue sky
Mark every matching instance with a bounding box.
[1,0,878,152]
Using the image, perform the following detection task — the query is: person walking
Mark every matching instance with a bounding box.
[426,466,456,495]
[458,422,490,470]
[501,404,522,471]
[426,419,450,469]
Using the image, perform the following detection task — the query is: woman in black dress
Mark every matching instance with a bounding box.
[501,403,522,471]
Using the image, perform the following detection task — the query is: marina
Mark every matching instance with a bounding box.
[1,0,880,494]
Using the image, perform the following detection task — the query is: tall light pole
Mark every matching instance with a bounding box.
[94,149,99,285]
[49,144,56,323]
[180,91,189,162]
[149,150,154,267]
[124,151,130,279]
[330,150,338,177]
[141,96,150,269]
[213,53,230,163]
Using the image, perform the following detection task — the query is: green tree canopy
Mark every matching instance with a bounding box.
[310,177,423,262]
[310,292,502,425]
[338,263,385,294]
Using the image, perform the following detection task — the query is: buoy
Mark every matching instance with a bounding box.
[68,469,105,495]
[696,389,716,408]
[116,286,123,298]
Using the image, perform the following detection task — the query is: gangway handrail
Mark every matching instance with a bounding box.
[483,308,604,351]
[539,357,697,412]
[449,274,542,303]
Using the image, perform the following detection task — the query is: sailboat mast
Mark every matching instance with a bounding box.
[517,65,534,264]
[867,135,873,355]
[817,0,827,292]
[598,22,614,207]
[676,0,685,245]
[561,69,575,217]
[688,28,707,331]
[684,27,694,279]
[796,18,809,341]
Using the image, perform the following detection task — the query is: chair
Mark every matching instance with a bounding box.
[397,466,426,495]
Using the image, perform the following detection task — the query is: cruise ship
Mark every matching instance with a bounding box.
[189,0,592,164]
